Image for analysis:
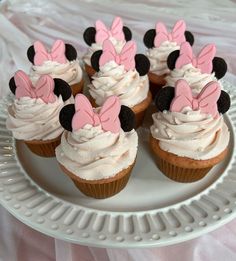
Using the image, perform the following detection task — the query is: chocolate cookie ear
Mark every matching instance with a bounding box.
[27,45,35,64]
[135,54,150,76]
[184,31,194,46]
[212,57,227,79]
[91,50,103,72]
[167,50,180,70]
[9,77,16,95]
[143,29,156,48]
[53,78,72,101]
[83,27,96,46]
[65,44,77,61]
[59,104,75,131]
[217,90,231,114]
[123,26,132,41]
[119,105,136,132]
[154,86,175,111]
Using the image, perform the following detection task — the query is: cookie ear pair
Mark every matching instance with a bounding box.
[9,76,72,102]
[27,43,77,65]
[90,51,150,76]
[167,50,227,79]
[154,86,231,114]
[59,104,136,132]
[83,26,132,46]
[143,29,194,49]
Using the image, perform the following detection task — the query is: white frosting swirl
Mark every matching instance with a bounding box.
[146,41,180,76]
[150,108,229,160]
[83,37,126,66]
[30,60,83,85]
[89,61,149,107]
[6,96,74,141]
[56,125,138,180]
[165,64,220,95]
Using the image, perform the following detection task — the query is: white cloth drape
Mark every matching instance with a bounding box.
[0,0,236,260]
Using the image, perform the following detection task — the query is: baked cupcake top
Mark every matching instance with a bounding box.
[151,79,231,160]
[143,20,194,76]
[83,16,132,66]
[27,40,83,85]
[88,39,150,107]
[56,94,138,180]
[6,70,73,141]
[165,42,227,95]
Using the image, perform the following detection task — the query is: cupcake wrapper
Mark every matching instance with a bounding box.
[25,135,61,157]
[135,110,146,129]
[71,171,131,199]
[70,79,84,96]
[155,154,212,183]
[148,72,166,99]
[59,163,135,199]
[132,91,152,129]
[85,64,96,80]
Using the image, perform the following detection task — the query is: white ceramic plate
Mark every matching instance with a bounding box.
[1,81,236,248]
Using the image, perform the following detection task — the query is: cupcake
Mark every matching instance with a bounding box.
[165,42,227,95]
[56,94,138,198]
[143,20,194,98]
[27,39,83,96]
[83,16,132,79]
[6,70,73,157]
[88,39,151,128]
[150,79,231,183]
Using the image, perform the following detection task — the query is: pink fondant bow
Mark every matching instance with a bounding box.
[14,70,56,103]
[34,40,67,66]
[95,16,125,44]
[176,42,216,73]
[72,94,121,133]
[99,40,136,70]
[170,79,221,118]
[154,20,186,47]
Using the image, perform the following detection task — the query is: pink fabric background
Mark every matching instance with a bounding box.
[0,0,236,260]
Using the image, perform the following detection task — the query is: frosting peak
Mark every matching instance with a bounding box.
[6,96,73,141]
[165,64,220,95]
[56,125,138,180]
[30,60,83,85]
[146,41,180,75]
[89,61,149,107]
[150,109,229,160]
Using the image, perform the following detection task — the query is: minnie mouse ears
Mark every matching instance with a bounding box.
[90,40,150,76]
[155,84,230,114]
[167,44,227,79]
[83,26,132,46]
[83,17,132,46]
[59,104,136,132]
[143,20,194,49]
[27,40,77,65]
[91,51,150,76]
[9,72,72,102]
[143,30,194,49]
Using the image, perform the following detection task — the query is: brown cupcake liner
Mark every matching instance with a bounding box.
[90,91,152,129]
[85,63,96,80]
[131,91,152,128]
[70,79,84,96]
[148,72,166,99]
[155,155,212,183]
[59,162,135,199]
[24,135,61,157]
[150,135,228,183]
